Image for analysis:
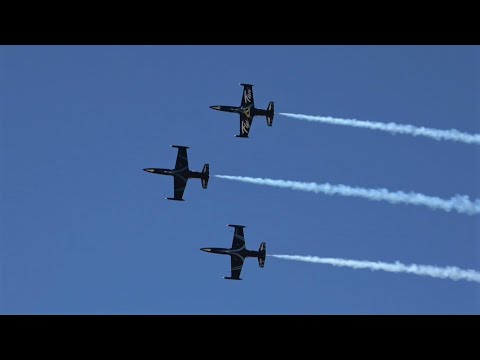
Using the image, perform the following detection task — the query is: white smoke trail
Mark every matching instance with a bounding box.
[214,175,480,215]
[269,254,480,283]
[279,112,480,145]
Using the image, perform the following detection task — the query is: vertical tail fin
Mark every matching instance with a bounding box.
[201,163,209,189]
[266,101,274,126]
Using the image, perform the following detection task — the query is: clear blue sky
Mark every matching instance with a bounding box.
[1,45,479,314]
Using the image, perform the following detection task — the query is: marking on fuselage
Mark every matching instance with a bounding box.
[244,88,252,104]
[172,166,188,171]
[227,248,245,259]
[172,166,189,175]
[230,244,245,252]
[229,253,245,262]
[241,119,251,134]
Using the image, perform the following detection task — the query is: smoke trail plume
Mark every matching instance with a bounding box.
[279,113,480,145]
[269,254,480,283]
[214,175,480,215]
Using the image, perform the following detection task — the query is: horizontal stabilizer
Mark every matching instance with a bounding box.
[170,145,190,149]
[223,276,243,280]
[258,242,266,268]
[266,101,274,126]
[235,134,249,138]
[201,163,210,189]
[166,197,185,201]
[227,224,246,229]
[239,83,253,87]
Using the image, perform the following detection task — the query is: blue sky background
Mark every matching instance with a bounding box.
[1,45,479,314]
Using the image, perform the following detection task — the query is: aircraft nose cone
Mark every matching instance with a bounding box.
[200,248,211,252]
[210,106,220,110]
[143,168,154,173]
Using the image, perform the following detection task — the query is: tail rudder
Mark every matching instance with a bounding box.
[258,242,266,268]
[201,163,209,189]
[266,101,274,126]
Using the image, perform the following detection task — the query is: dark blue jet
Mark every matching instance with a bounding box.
[210,83,274,138]
[143,145,209,201]
[201,225,266,280]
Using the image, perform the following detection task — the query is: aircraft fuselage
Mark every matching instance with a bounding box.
[143,168,205,180]
[200,247,260,259]
[210,104,264,120]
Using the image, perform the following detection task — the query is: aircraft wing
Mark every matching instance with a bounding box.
[240,84,254,108]
[231,226,246,250]
[172,176,188,200]
[238,114,253,137]
[174,146,189,171]
[229,254,244,280]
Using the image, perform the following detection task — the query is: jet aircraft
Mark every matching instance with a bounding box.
[143,145,209,201]
[210,83,274,138]
[200,224,266,280]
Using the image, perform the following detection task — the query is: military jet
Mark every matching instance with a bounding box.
[201,224,266,280]
[210,83,274,138]
[143,145,209,201]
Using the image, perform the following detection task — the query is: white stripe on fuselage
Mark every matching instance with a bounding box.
[227,245,246,262]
